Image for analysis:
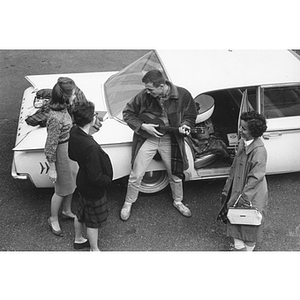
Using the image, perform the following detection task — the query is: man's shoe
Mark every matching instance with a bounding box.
[173,202,192,217]
[120,202,132,221]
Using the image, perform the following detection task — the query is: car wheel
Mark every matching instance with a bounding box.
[139,170,169,194]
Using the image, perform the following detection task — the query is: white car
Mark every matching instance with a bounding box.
[11,50,300,193]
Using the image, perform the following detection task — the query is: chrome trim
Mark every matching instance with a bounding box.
[261,82,300,89]
[11,159,29,180]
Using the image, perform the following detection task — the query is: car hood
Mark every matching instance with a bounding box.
[156,49,300,97]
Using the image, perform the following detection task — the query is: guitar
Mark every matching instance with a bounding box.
[137,113,199,138]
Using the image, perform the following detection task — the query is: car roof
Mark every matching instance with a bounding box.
[156,49,300,97]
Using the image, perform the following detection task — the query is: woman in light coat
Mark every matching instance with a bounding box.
[217,111,268,251]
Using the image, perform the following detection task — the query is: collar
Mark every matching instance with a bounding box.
[244,137,264,155]
[244,138,254,148]
[165,80,179,100]
[76,125,93,138]
[144,80,179,101]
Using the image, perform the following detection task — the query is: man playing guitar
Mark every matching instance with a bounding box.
[120,69,197,221]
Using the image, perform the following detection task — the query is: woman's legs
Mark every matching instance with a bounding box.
[233,238,256,251]
[74,216,87,243]
[49,193,75,231]
[233,238,246,250]
[62,193,76,218]
[244,241,256,251]
[87,227,100,251]
[49,193,64,231]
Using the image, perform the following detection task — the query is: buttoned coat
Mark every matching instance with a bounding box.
[68,126,113,199]
[219,137,268,242]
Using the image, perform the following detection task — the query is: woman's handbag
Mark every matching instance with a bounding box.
[227,195,262,226]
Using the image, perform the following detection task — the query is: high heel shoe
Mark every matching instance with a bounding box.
[47,218,63,237]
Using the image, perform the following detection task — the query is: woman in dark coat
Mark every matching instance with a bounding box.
[217,111,268,251]
[68,101,113,251]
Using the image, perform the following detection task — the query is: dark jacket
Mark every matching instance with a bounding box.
[68,126,113,199]
[123,81,197,177]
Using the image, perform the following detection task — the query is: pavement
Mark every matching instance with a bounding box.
[0,50,300,253]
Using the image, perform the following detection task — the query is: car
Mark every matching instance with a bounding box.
[11,49,300,193]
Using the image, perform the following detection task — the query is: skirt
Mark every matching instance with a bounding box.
[54,142,78,196]
[76,193,108,228]
[226,221,264,243]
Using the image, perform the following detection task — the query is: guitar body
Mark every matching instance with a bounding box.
[137,113,198,138]
[138,113,177,138]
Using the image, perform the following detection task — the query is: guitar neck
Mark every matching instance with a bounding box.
[159,125,197,134]
[159,125,179,132]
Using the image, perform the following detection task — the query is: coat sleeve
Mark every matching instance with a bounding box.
[85,145,112,188]
[181,90,197,128]
[222,140,243,197]
[68,129,75,162]
[44,116,61,163]
[25,103,50,127]
[222,166,234,197]
[123,92,144,134]
[241,146,267,206]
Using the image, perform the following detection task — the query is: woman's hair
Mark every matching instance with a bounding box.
[241,110,267,137]
[72,101,95,127]
[49,77,76,111]
[142,69,166,87]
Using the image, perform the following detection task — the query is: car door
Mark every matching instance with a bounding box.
[260,84,300,174]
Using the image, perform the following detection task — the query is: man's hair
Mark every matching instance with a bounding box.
[142,69,166,87]
[241,110,267,137]
[72,101,95,127]
[49,77,76,111]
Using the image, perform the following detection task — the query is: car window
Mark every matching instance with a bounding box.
[263,85,300,119]
[104,50,167,120]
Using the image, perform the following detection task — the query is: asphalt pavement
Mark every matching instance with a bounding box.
[1,50,300,252]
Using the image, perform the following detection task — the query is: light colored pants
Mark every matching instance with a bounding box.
[125,135,183,204]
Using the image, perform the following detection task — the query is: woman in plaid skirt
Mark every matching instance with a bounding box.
[69,101,113,251]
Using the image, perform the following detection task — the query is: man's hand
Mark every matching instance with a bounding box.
[179,124,191,136]
[141,123,163,138]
